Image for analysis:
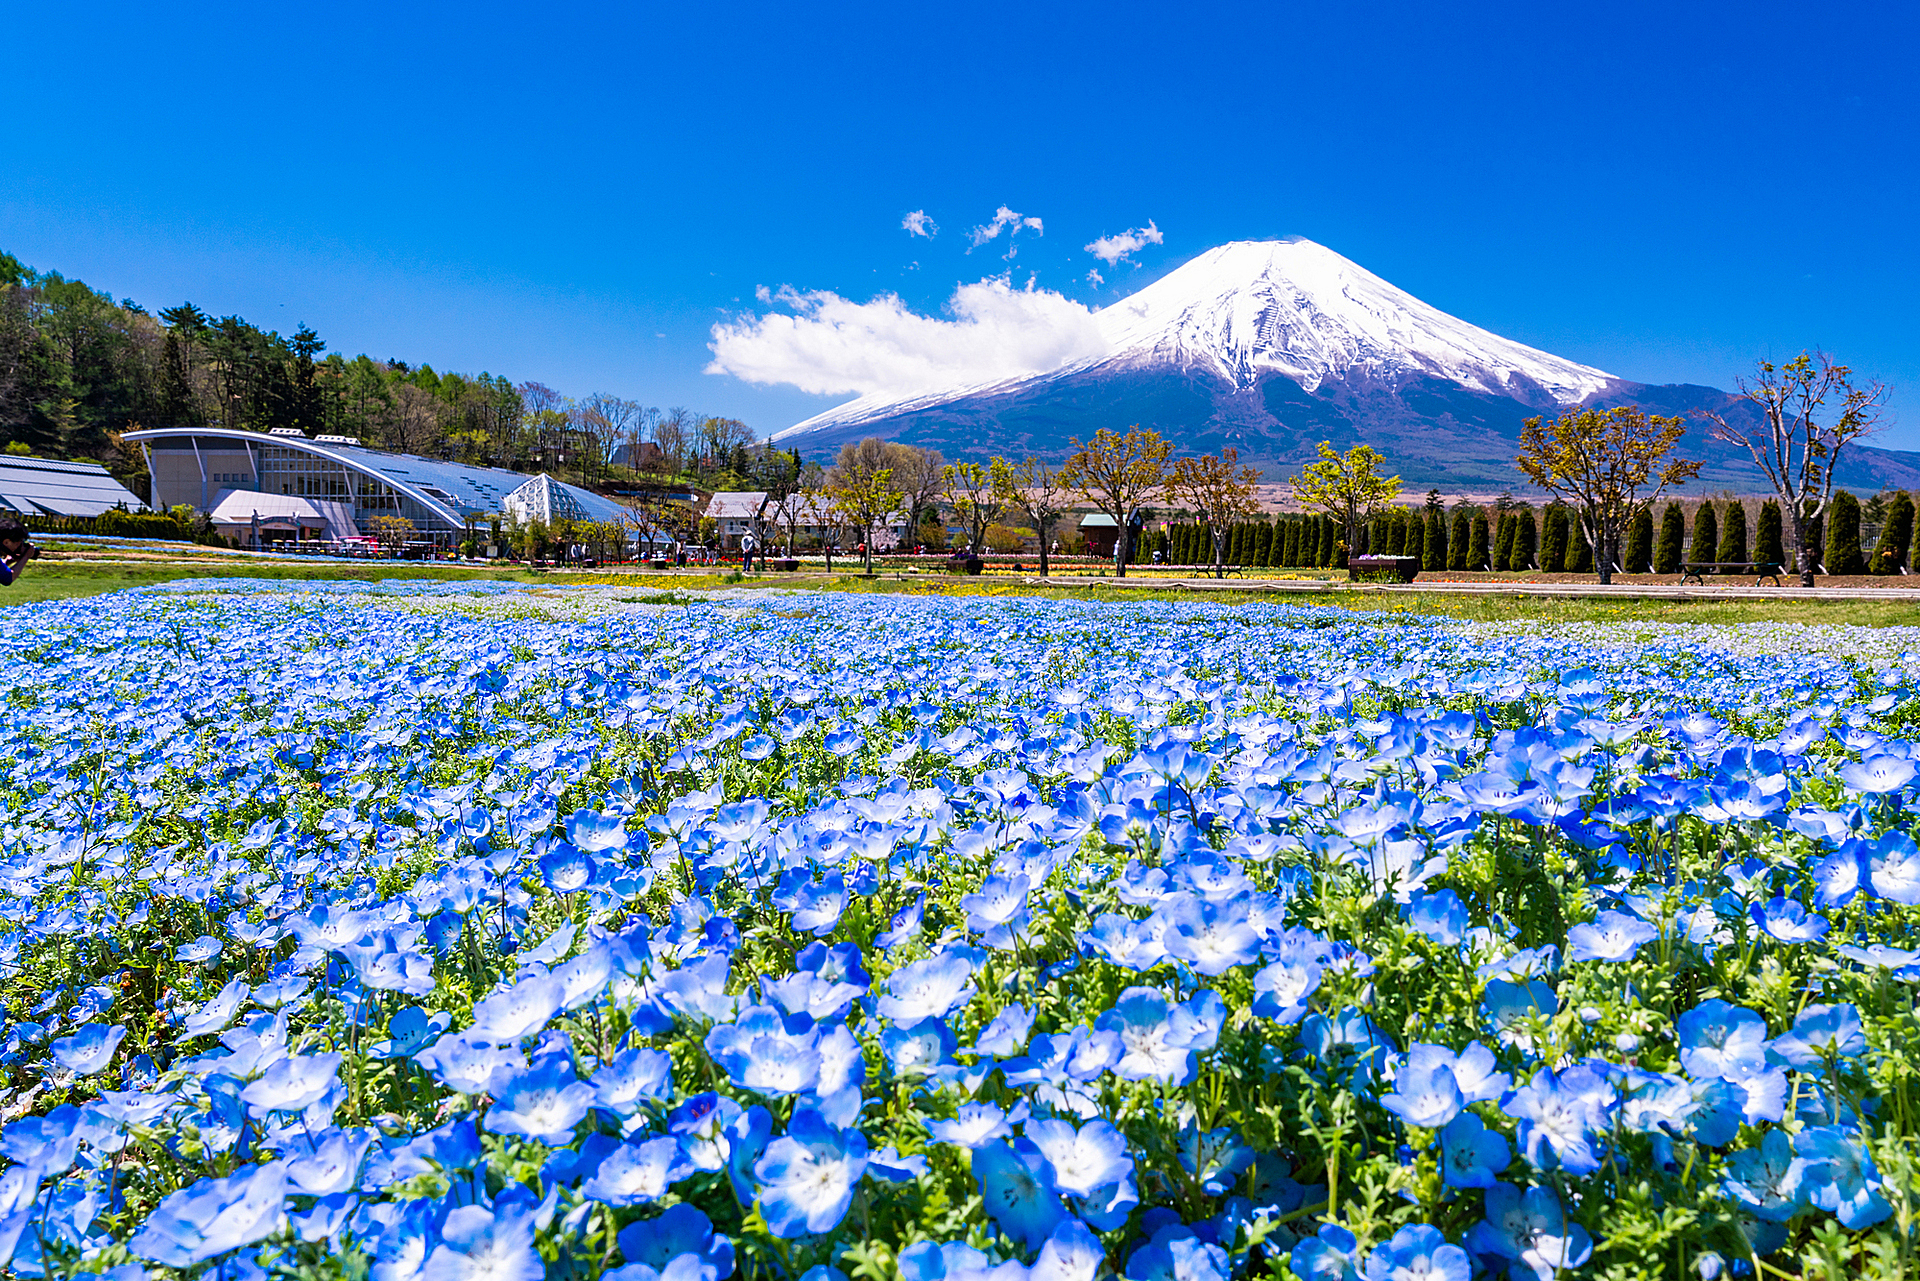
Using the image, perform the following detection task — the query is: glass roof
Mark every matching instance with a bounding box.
[0,456,148,517]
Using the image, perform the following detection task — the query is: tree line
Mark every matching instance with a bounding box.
[0,250,775,494]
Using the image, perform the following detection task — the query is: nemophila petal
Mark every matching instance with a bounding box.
[1770,1003,1866,1067]
[1439,1112,1509,1188]
[50,1022,125,1076]
[469,973,566,1042]
[1565,909,1657,963]
[876,953,976,1023]
[424,1203,544,1281]
[1867,831,1920,905]
[1677,999,1770,1080]
[1363,1223,1471,1281]
[1380,1058,1463,1130]
[581,1135,693,1206]
[181,979,251,1038]
[972,1137,1066,1250]
[239,1052,342,1116]
[752,1107,867,1238]
[1838,754,1917,794]
[128,1161,287,1267]
[1794,1125,1893,1229]
[973,1003,1035,1057]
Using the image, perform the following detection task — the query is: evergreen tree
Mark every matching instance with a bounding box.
[1514,510,1538,571]
[1380,513,1400,556]
[1423,507,1446,572]
[1756,501,1785,570]
[1655,502,1684,573]
[1540,505,1570,572]
[1826,491,1865,575]
[1448,508,1471,570]
[1492,513,1517,571]
[1320,515,1338,566]
[1568,515,1593,573]
[1690,502,1719,568]
[1870,492,1914,574]
[1718,499,1749,565]
[1805,509,1824,574]
[1626,506,1654,573]
[1469,512,1491,569]
[1267,517,1283,567]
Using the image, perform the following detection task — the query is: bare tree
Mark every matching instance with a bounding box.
[580,394,641,478]
[942,461,1005,554]
[1698,352,1890,586]
[1167,447,1262,578]
[890,444,947,534]
[654,408,693,475]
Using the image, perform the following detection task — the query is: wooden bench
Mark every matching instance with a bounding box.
[1680,561,1783,586]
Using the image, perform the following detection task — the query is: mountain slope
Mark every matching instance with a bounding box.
[772,238,1920,491]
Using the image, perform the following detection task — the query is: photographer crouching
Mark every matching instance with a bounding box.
[0,517,38,587]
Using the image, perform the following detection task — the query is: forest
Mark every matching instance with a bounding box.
[0,250,769,494]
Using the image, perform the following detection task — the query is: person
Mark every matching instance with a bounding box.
[740,530,757,573]
[0,517,35,587]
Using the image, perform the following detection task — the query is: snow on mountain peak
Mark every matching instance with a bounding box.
[1090,238,1614,402]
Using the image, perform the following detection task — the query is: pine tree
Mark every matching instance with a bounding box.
[1268,517,1284,567]
[1568,515,1593,573]
[1321,515,1339,566]
[1448,508,1471,570]
[1690,502,1719,568]
[1514,511,1538,571]
[1469,512,1491,569]
[1827,491,1865,575]
[1756,501,1784,571]
[1424,507,1446,572]
[1255,520,1273,566]
[1626,507,1654,573]
[1718,499,1749,565]
[1655,502,1684,573]
[1870,492,1914,574]
[1540,505,1570,572]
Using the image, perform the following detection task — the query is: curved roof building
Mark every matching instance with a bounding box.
[124,427,633,542]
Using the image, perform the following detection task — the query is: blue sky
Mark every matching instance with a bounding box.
[5,0,1916,444]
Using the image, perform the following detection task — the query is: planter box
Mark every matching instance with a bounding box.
[1349,555,1420,584]
[773,558,800,572]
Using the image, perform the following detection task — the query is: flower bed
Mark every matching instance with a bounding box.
[0,582,1917,1279]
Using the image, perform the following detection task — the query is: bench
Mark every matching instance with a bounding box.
[1680,561,1782,586]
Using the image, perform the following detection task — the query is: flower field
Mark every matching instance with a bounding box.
[4,580,1920,1281]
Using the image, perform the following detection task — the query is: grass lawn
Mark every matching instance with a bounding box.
[8,554,1920,627]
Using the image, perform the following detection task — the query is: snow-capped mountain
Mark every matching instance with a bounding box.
[772,239,1920,490]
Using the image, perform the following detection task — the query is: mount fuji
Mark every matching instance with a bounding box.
[772,238,1920,491]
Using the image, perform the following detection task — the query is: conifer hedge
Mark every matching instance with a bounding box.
[1626,507,1654,574]
[1827,491,1865,575]
[1718,500,1748,565]
[1655,502,1684,574]
[1690,502,1719,567]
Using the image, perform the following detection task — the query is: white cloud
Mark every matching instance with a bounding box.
[902,209,938,238]
[707,277,1108,400]
[969,206,1046,257]
[1085,220,1164,267]
[1086,268,1105,288]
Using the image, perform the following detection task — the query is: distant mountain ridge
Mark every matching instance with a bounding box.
[774,239,1920,492]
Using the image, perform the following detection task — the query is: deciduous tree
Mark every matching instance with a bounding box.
[1698,352,1889,586]
[991,456,1072,578]
[1289,441,1399,561]
[941,461,1005,554]
[1166,448,1261,577]
[1517,405,1700,585]
[1061,426,1170,577]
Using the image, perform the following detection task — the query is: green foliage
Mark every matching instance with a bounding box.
[1447,508,1470,570]
[1567,514,1593,572]
[1756,500,1785,569]
[1717,499,1749,564]
[1492,513,1517,571]
[1513,510,1537,571]
[1655,501,1685,573]
[1422,507,1446,572]
[1625,505,1654,573]
[1868,490,1913,575]
[1468,512,1490,570]
[1690,502,1718,566]
[1827,490,1866,575]
[1540,505,1570,572]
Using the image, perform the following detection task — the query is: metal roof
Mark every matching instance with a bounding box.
[124,428,633,527]
[0,455,148,517]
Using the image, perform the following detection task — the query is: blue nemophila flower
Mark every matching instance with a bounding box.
[752,1106,867,1238]
[240,1051,343,1117]
[539,845,596,895]
[1032,1218,1106,1281]
[1769,1003,1866,1067]
[882,1016,959,1078]
[1868,831,1920,904]
[705,1004,823,1096]
[1363,1224,1470,1281]
[424,1201,544,1281]
[566,808,631,853]
[1565,909,1656,963]
[1794,1126,1892,1229]
[1676,998,1769,1080]
[1380,1052,1465,1130]
[877,952,977,1023]
[1026,1117,1132,1197]
[1290,1223,1361,1281]
[1126,1224,1230,1281]
[581,1135,694,1206]
[128,1161,287,1267]
[591,1043,673,1115]
[1482,979,1557,1050]
[974,1002,1035,1056]
[1723,1128,1806,1222]
[369,1006,451,1059]
[973,1136,1066,1250]
[1837,754,1916,794]
[1463,1183,1593,1277]
[898,1239,992,1281]
[468,972,565,1042]
[1502,1064,1614,1176]
[1251,957,1321,1025]
[285,1127,375,1196]
[181,978,251,1038]
[416,1032,526,1096]
[50,1021,125,1076]
[485,1052,596,1144]
[1750,896,1828,943]
[1405,889,1468,946]
[928,1100,1024,1149]
[1097,986,1221,1085]
[1176,1120,1255,1196]
[1438,1112,1509,1188]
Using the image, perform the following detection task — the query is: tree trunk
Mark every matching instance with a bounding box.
[1038,527,1049,579]
[1595,521,1615,585]
[1114,512,1127,578]
[1790,510,1814,587]
[1213,529,1225,579]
